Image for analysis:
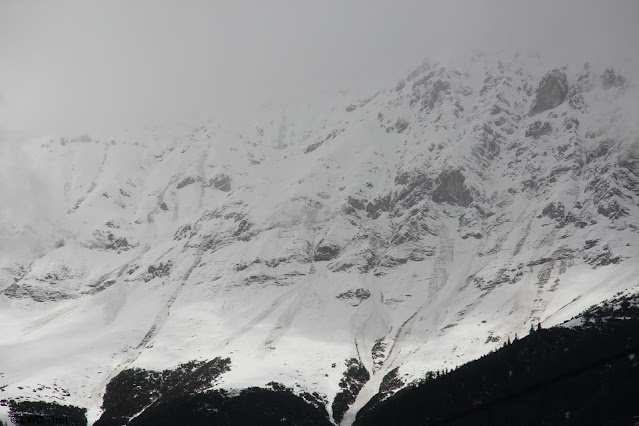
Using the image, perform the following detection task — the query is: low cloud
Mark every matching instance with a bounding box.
[0,1,637,136]
[0,132,66,254]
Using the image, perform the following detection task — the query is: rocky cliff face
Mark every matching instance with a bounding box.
[1,53,638,425]
[528,69,569,116]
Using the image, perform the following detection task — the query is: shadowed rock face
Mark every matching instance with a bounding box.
[314,242,340,261]
[525,121,553,140]
[209,173,231,192]
[425,80,451,110]
[432,169,473,207]
[528,69,569,116]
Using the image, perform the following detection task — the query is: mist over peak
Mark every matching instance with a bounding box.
[1,1,638,136]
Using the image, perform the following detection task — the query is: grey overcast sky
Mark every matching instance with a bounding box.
[0,0,638,136]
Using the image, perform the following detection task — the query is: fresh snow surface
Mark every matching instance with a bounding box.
[1,52,638,425]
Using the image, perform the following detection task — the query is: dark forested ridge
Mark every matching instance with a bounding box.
[126,386,332,426]
[332,357,371,423]
[95,358,232,426]
[355,290,639,426]
[1,400,87,426]
[93,357,331,426]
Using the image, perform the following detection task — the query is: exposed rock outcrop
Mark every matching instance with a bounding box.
[176,176,196,189]
[208,173,232,192]
[525,121,552,140]
[529,69,569,116]
[432,169,473,207]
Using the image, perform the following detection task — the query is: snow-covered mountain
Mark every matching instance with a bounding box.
[1,53,638,424]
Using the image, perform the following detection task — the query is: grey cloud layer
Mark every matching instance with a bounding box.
[0,0,638,135]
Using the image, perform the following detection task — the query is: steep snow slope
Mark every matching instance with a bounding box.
[1,53,638,424]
